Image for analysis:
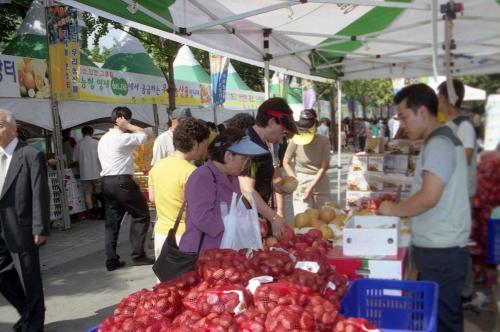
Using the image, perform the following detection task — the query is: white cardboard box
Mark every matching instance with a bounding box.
[347,171,384,191]
[343,215,399,256]
[385,154,409,174]
[351,153,385,172]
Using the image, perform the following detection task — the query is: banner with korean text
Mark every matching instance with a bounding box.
[210,53,229,107]
[78,65,211,106]
[224,90,264,110]
[47,5,80,100]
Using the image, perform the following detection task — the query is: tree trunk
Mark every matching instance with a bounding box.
[350,96,356,120]
[361,99,367,119]
[167,56,176,112]
[330,84,338,152]
[160,56,176,114]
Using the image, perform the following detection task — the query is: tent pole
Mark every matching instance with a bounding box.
[263,29,271,99]
[336,81,342,205]
[152,104,159,136]
[213,104,218,125]
[44,4,71,230]
[443,1,458,106]
[431,0,439,80]
[264,62,270,99]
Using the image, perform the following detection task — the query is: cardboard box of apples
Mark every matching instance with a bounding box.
[293,203,348,242]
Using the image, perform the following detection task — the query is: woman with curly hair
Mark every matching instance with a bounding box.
[148,118,210,260]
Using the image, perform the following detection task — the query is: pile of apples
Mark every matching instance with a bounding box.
[96,236,368,332]
[471,151,500,278]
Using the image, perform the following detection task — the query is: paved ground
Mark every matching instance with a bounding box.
[0,151,493,331]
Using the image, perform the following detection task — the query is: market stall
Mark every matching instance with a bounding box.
[29,0,500,331]
[88,207,437,332]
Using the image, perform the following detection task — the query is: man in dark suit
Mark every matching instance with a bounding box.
[0,109,50,332]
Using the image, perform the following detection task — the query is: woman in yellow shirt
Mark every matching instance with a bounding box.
[148,118,210,259]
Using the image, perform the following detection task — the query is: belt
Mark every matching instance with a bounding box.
[413,246,464,251]
[103,174,133,179]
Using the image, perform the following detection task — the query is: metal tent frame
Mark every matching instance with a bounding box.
[57,0,500,205]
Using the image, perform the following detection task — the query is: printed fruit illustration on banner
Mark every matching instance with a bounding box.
[17,58,50,98]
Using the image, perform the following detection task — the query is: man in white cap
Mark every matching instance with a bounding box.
[151,108,192,165]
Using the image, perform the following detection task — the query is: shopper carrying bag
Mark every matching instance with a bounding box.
[220,192,262,251]
[152,202,204,282]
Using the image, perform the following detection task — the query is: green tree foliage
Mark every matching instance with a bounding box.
[84,46,113,63]
[231,60,265,92]
[81,13,181,111]
[342,79,393,117]
[191,48,265,92]
[0,0,31,52]
[459,74,500,94]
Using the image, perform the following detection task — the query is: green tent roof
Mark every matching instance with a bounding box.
[102,52,163,76]
[226,63,251,91]
[270,76,302,105]
[173,45,210,84]
[3,34,97,67]
[227,73,250,91]
[173,65,210,84]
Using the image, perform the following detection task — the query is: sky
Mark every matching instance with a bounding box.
[87,26,124,50]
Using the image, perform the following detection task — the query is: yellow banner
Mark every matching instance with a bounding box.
[47,5,80,100]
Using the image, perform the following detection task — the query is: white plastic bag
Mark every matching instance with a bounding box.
[220,192,262,250]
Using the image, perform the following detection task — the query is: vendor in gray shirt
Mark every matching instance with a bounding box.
[378,84,470,332]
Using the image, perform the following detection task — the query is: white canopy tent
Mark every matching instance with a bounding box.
[59,101,169,129]
[60,1,500,82]
[191,107,255,123]
[0,98,53,130]
[56,0,500,204]
[426,76,487,101]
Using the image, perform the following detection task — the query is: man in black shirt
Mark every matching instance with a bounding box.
[239,98,298,237]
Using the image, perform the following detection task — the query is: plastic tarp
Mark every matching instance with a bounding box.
[59,0,500,81]
[0,98,170,130]
[191,107,255,123]
[58,101,169,129]
[0,98,53,130]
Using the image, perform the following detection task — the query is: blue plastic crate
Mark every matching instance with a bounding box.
[487,218,500,264]
[86,326,98,332]
[340,279,438,332]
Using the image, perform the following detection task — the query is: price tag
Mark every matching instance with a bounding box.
[270,246,297,262]
[246,276,274,294]
[222,290,247,315]
[325,281,336,291]
[295,261,320,273]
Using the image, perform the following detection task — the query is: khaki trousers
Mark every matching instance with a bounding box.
[292,172,331,215]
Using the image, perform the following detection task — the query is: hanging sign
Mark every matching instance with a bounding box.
[47,5,80,100]
[210,53,230,106]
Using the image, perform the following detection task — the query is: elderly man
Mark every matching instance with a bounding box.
[0,109,50,332]
[151,108,192,165]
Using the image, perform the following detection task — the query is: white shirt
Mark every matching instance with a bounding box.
[0,137,19,172]
[73,136,102,181]
[388,118,400,139]
[447,118,478,197]
[151,129,174,165]
[98,128,147,176]
[316,124,330,138]
[364,121,371,135]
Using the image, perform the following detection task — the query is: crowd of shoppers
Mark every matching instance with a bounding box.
[0,77,483,330]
